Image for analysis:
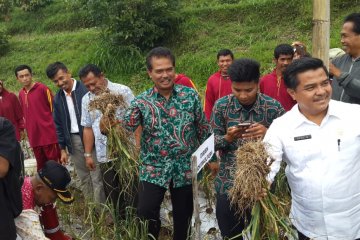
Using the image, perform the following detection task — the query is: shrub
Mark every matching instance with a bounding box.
[15,0,52,12]
[0,0,13,20]
[87,0,181,51]
[0,29,9,56]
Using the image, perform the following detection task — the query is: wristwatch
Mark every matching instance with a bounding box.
[84,152,92,158]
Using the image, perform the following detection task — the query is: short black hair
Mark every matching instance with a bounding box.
[146,47,175,71]
[344,13,360,34]
[228,58,260,83]
[283,58,329,90]
[15,65,32,77]
[46,62,68,80]
[217,49,234,60]
[78,64,102,80]
[274,44,294,59]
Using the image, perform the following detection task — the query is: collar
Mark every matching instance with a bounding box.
[152,84,178,99]
[233,93,262,115]
[63,79,76,96]
[22,82,38,93]
[289,100,341,128]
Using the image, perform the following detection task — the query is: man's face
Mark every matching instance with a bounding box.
[274,54,293,73]
[34,184,58,206]
[81,72,106,95]
[341,21,360,57]
[16,69,33,89]
[232,81,258,106]
[287,68,331,119]
[147,57,175,92]
[51,69,73,93]
[217,55,233,75]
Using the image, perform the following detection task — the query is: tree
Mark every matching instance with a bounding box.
[87,0,181,51]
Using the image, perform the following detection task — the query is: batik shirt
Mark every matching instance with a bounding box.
[211,93,285,195]
[124,85,214,189]
[81,80,134,163]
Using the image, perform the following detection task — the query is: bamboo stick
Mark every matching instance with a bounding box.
[191,156,201,240]
[312,0,330,68]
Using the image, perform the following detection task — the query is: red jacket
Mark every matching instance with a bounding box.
[0,88,24,141]
[259,69,296,111]
[18,82,58,147]
[204,71,232,120]
[174,74,197,90]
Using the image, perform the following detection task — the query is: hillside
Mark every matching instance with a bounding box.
[1,0,360,96]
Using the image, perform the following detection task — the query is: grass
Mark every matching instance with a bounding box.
[1,0,360,97]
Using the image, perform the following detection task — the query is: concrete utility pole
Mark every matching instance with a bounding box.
[312,0,330,68]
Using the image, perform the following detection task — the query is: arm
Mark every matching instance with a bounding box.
[330,60,360,98]
[44,86,54,112]
[83,127,96,170]
[204,78,215,121]
[0,156,9,178]
[12,94,25,132]
[0,119,16,178]
[53,97,68,164]
[263,122,283,183]
[80,94,96,170]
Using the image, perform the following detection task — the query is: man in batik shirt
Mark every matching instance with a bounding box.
[210,58,285,239]
[123,47,214,240]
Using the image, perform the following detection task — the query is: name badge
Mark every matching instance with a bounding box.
[294,135,311,141]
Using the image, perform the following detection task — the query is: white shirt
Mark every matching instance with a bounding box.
[264,100,360,240]
[63,79,79,134]
[81,80,134,163]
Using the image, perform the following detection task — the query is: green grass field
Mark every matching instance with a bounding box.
[1,0,360,96]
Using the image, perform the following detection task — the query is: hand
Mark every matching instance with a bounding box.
[329,62,341,78]
[224,126,244,142]
[60,150,69,165]
[207,162,220,177]
[242,123,267,140]
[100,115,117,135]
[20,130,26,141]
[85,156,96,171]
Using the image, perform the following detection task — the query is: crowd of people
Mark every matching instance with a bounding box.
[1,11,360,240]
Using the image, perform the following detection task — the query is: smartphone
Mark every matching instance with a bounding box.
[236,122,251,135]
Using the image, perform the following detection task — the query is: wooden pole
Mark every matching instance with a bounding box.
[312,0,330,68]
[191,156,201,240]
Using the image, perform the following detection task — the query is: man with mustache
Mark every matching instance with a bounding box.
[265,58,360,240]
[46,62,105,205]
[330,12,360,104]
[122,47,214,240]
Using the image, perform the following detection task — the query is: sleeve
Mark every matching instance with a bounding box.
[193,92,217,162]
[259,77,265,93]
[115,86,135,121]
[210,100,236,151]
[52,97,66,150]
[0,118,17,167]
[180,76,198,91]
[263,120,283,183]
[123,98,142,132]
[12,94,24,130]
[204,77,215,121]
[81,94,92,127]
[333,58,360,99]
[44,86,54,112]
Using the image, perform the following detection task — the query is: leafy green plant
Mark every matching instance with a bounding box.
[0,0,13,20]
[15,0,52,12]
[0,29,9,56]
[87,0,181,51]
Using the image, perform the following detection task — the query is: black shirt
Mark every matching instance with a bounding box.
[0,118,21,240]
